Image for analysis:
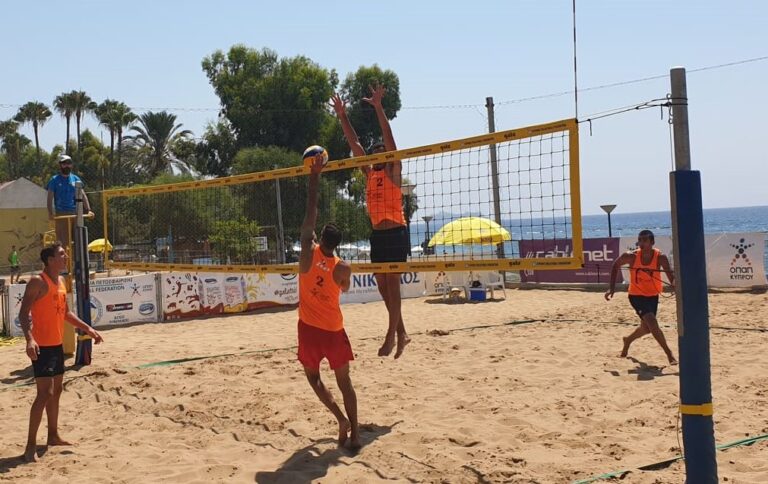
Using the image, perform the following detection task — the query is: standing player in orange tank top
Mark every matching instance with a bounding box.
[605,230,677,364]
[18,242,103,462]
[330,84,411,359]
[297,154,360,450]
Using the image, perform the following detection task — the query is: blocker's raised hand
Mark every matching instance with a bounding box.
[363,83,386,107]
[329,93,346,115]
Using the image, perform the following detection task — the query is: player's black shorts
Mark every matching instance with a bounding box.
[629,295,659,318]
[32,345,65,378]
[370,226,409,263]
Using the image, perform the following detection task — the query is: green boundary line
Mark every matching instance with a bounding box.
[2,317,765,392]
[551,318,768,333]
[0,319,542,391]
[3,317,766,391]
[572,434,768,483]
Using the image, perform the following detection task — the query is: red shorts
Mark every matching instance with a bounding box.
[297,320,354,371]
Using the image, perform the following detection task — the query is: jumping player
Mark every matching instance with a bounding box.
[298,154,360,450]
[330,84,411,359]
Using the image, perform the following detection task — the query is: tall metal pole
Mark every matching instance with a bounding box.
[422,215,433,254]
[275,176,286,264]
[600,204,617,238]
[486,97,504,259]
[669,66,717,483]
[607,213,612,238]
[74,182,93,366]
[401,184,416,257]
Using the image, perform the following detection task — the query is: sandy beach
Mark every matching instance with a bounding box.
[1,288,766,483]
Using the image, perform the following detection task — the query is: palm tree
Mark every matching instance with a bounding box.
[124,111,192,176]
[95,99,120,160]
[95,100,138,185]
[53,91,78,154]
[15,102,52,163]
[113,103,137,167]
[72,91,97,152]
[0,120,31,178]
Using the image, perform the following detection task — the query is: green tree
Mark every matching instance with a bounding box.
[194,120,237,176]
[112,102,139,168]
[124,111,193,176]
[103,173,244,262]
[0,152,7,181]
[209,217,261,264]
[232,146,306,240]
[95,99,120,164]
[15,101,52,164]
[170,137,198,168]
[339,65,401,151]
[79,130,110,190]
[16,143,53,187]
[0,120,29,178]
[72,91,97,153]
[202,45,336,151]
[94,100,138,185]
[231,146,370,243]
[53,91,78,155]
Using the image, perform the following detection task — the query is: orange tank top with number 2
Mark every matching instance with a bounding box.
[366,169,406,226]
[30,272,67,346]
[299,246,343,331]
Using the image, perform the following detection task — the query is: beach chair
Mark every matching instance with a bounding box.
[433,272,469,300]
[478,271,507,299]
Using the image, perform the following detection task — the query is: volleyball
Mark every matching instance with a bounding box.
[303,145,329,168]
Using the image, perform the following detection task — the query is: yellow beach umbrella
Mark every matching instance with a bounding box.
[428,217,511,246]
[88,238,113,253]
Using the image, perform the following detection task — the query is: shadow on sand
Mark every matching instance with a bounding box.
[255,422,399,484]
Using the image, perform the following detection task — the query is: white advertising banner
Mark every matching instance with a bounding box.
[4,274,156,336]
[341,272,425,304]
[88,274,159,327]
[616,233,766,288]
[162,272,300,320]
[162,272,202,319]
[200,273,226,313]
[244,273,299,308]
[705,233,767,287]
[7,283,26,337]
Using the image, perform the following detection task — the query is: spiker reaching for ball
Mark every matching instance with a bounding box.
[303,145,329,169]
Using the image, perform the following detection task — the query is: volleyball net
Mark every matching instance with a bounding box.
[103,118,583,274]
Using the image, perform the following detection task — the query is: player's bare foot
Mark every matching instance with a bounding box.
[378,334,395,357]
[23,446,37,462]
[47,435,72,446]
[337,418,351,447]
[346,430,362,453]
[620,337,630,357]
[394,333,411,359]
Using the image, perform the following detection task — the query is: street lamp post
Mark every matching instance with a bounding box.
[422,215,433,255]
[401,184,416,256]
[600,204,617,237]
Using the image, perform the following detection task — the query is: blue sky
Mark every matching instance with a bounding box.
[1,0,766,215]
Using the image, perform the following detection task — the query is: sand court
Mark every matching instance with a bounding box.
[1,290,766,483]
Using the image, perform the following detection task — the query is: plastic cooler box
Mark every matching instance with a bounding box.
[469,287,486,301]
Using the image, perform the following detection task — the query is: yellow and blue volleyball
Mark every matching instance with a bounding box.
[303,145,329,168]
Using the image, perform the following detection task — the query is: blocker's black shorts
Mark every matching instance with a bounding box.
[370,226,409,263]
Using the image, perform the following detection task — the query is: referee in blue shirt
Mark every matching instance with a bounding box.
[46,155,92,249]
